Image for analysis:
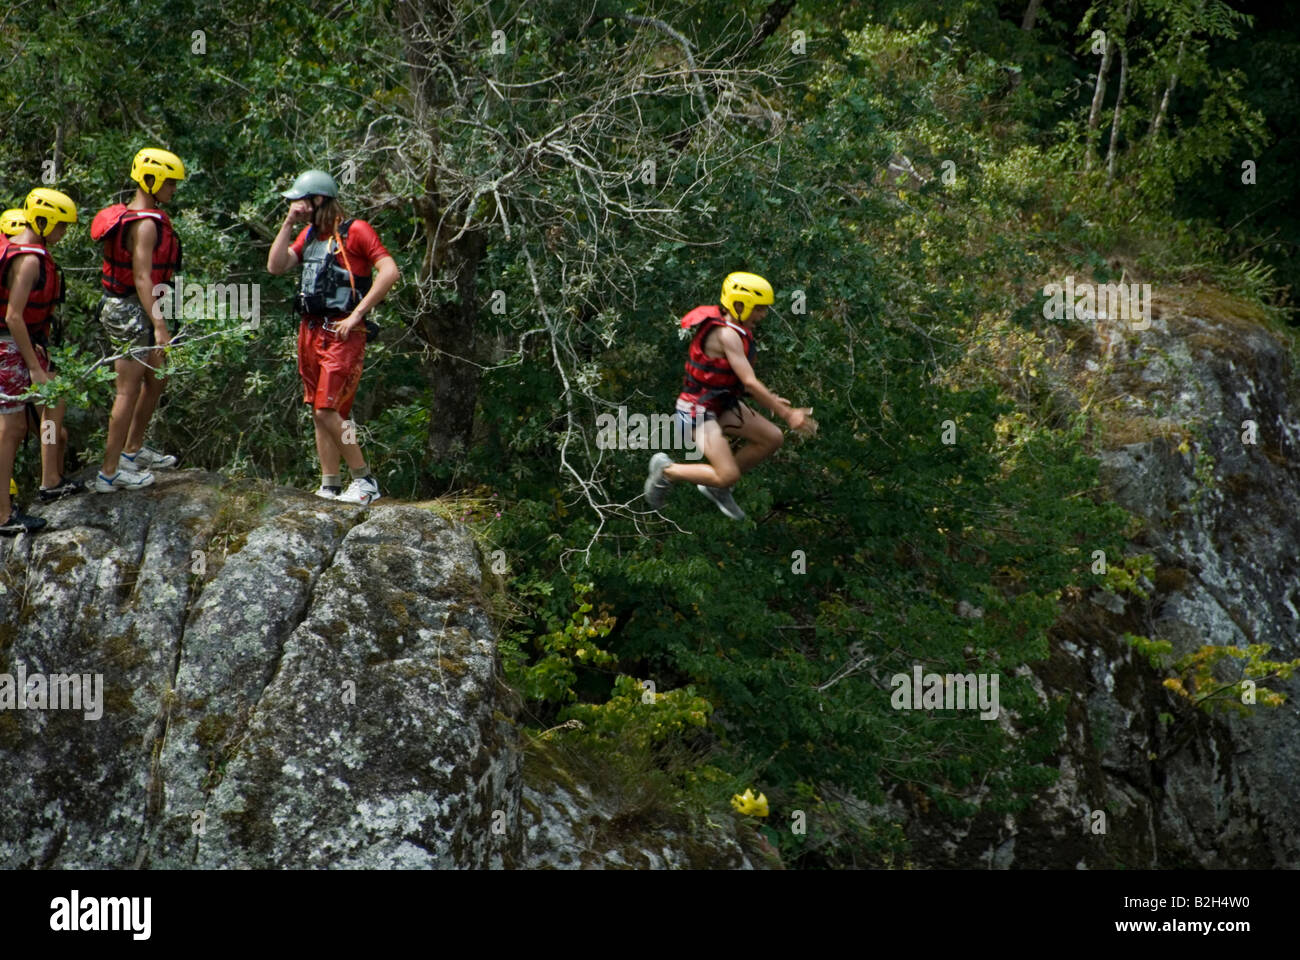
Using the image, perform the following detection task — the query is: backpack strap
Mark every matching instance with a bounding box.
[332,224,357,302]
[304,218,353,248]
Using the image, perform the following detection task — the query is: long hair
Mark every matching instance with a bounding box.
[312,197,347,237]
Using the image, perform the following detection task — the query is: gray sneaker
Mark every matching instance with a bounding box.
[644,453,673,509]
[696,483,745,520]
[122,444,177,470]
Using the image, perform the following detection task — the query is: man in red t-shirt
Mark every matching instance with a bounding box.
[267,170,399,505]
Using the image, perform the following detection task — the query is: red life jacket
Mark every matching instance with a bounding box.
[0,241,63,340]
[91,204,182,296]
[678,305,755,413]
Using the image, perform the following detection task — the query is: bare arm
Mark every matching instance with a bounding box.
[336,255,400,337]
[354,256,400,315]
[130,219,167,342]
[718,327,791,419]
[267,201,312,274]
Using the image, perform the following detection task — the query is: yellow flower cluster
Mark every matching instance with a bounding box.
[730,788,769,817]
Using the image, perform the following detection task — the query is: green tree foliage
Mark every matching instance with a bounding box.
[1,0,1292,867]
[1126,634,1300,715]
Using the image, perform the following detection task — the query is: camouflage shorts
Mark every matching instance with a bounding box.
[98,295,156,350]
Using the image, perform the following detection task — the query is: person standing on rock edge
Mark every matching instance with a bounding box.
[0,189,81,536]
[267,170,399,506]
[91,147,187,494]
[1,208,29,509]
[643,272,817,521]
[0,207,28,255]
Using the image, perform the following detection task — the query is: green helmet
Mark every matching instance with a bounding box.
[281,170,339,200]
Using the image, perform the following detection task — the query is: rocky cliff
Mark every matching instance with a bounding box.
[0,475,767,869]
[897,288,1300,868]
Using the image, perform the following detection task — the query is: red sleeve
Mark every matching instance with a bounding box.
[342,220,390,276]
[289,226,312,259]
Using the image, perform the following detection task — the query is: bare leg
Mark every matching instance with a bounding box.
[313,412,342,476]
[0,410,26,519]
[663,419,739,488]
[38,401,67,487]
[124,368,164,453]
[312,408,366,473]
[102,358,148,475]
[664,404,784,487]
[729,406,784,475]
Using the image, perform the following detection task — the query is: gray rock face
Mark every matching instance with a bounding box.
[0,472,764,869]
[1077,305,1300,869]
[0,474,520,869]
[899,302,1300,868]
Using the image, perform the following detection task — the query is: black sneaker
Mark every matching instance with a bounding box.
[0,510,47,536]
[38,476,85,503]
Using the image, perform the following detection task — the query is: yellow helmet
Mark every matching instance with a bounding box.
[720,271,774,323]
[1,208,27,236]
[131,147,186,193]
[23,188,78,237]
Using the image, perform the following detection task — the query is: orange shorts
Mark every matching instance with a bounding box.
[298,320,366,418]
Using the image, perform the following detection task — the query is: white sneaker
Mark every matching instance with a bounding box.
[94,469,155,493]
[696,483,745,520]
[122,444,177,470]
[315,484,342,500]
[337,477,381,505]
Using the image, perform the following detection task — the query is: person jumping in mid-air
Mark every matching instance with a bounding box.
[644,271,816,520]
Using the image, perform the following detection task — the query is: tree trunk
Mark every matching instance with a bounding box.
[730,0,796,60]
[751,0,797,46]
[1106,42,1128,182]
[1085,35,1114,172]
[1010,0,1044,91]
[1021,0,1044,31]
[1149,38,1185,138]
[420,231,486,463]
[393,0,487,466]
